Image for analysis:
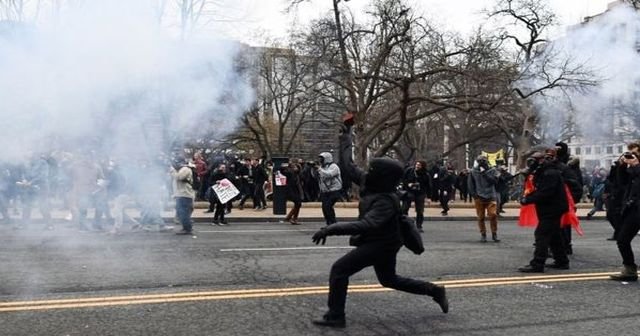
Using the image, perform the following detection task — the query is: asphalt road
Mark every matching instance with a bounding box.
[0,219,638,336]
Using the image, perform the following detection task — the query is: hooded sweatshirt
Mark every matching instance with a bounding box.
[317,152,342,193]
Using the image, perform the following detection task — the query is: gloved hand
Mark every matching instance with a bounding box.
[519,196,530,205]
[311,228,329,245]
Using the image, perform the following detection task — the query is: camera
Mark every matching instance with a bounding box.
[624,152,636,160]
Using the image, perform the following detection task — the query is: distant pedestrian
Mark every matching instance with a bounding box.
[401,160,431,232]
[280,161,303,225]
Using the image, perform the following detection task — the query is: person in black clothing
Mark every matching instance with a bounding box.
[605,156,625,241]
[309,124,448,328]
[401,160,431,231]
[209,163,230,225]
[610,147,640,282]
[496,166,513,215]
[237,159,254,210]
[251,159,268,210]
[438,165,455,216]
[280,161,304,225]
[554,142,583,256]
[456,169,470,202]
[518,151,570,273]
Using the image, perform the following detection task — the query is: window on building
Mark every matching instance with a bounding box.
[619,146,624,154]
[595,147,602,154]
[586,147,592,155]
[606,146,613,154]
[575,147,581,155]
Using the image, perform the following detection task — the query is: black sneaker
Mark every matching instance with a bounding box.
[431,285,449,314]
[204,210,213,213]
[518,265,544,273]
[211,220,219,226]
[312,314,346,328]
[175,230,193,235]
[219,220,227,226]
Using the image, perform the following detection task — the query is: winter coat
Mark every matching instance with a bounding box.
[468,166,498,201]
[316,152,342,193]
[402,167,431,196]
[280,165,303,202]
[523,163,568,219]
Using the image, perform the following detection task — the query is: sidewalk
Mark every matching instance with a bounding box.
[9,201,606,224]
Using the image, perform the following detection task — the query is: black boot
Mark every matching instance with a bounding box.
[431,285,449,314]
[312,313,346,328]
[610,265,638,281]
[492,232,500,243]
[480,233,487,243]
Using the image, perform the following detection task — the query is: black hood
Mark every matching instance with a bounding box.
[364,158,404,193]
[555,142,569,164]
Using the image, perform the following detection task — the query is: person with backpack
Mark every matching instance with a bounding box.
[309,123,448,328]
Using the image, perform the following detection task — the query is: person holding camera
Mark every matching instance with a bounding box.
[468,155,500,242]
[279,161,303,225]
[610,147,640,281]
[401,160,431,231]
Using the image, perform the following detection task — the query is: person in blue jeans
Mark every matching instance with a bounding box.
[587,168,607,219]
[170,158,195,235]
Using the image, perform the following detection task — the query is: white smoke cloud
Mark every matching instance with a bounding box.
[532,3,640,142]
[0,0,254,161]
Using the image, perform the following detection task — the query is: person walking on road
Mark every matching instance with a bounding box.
[468,155,500,242]
[309,124,448,328]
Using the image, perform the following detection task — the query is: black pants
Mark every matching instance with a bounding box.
[213,200,225,221]
[617,211,640,267]
[254,183,266,208]
[439,190,450,213]
[320,191,340,225]
[402,192,426,228]
[239,183,255,206]
[606,198,623,239]
[327,242,438,317]
[531,216,568,267]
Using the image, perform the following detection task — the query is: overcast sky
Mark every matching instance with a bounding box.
[214,0,619,45]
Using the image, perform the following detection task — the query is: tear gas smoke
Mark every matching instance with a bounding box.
[0,0,254,161]
[530,3,640,143]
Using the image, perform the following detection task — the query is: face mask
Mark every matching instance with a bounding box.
[526,158,540,170]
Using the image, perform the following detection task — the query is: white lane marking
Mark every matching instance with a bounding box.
[198,229,317,233]
[220,246,354,252]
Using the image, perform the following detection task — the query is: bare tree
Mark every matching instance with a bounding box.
[224,44,325,159]
[488,0,596,166]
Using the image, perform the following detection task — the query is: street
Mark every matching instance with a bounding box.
[1,219,638,336]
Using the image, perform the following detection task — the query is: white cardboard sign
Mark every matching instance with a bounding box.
[211,179,240,204]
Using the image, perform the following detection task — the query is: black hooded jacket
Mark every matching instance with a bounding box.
[524,162,568,219]
[322,128,404,246]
